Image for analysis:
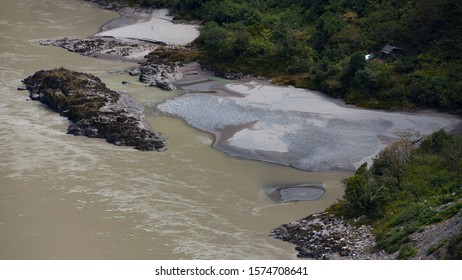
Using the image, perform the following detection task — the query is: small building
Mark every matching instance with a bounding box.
[380,44,401,58]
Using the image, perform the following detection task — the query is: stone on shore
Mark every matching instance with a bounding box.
[86,0,125,11]
[128,68,140,76]
[139,62,183,91]
[38,37,160,62]
[17,84,27,90]
[21,68,165,151]
[270,212,392,259]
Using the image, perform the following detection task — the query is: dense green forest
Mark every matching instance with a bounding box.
[103,0,462,259]
[128,0,462,115]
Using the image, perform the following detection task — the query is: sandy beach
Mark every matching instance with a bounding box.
[94,9,200,45]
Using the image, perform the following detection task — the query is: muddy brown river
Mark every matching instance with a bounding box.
[0,0,349,259]
[4,0,458,260]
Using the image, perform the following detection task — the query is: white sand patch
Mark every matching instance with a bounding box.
[126,49,152,59]
[94,9,200,45]
[227,122,294,153]
[227,81,340,113]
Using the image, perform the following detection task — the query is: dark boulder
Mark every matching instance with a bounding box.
[128,68,140,76]
[139,62,183,91]
[22,68,165,151]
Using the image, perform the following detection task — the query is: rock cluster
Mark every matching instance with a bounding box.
[215,71,246,80]
[38,37,159,59]
[86,0,127,11]
[38,38,188,91]
[270,212,384,259]
[139,62,183,91]
[198,66,247,80]
[22,68,165,151]
[38,39,186,91]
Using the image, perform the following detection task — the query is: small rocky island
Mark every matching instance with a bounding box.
[22,68,165,151]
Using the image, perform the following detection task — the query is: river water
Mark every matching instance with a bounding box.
[0,0,349,259]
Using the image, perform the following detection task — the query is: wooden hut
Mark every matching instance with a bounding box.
[380,44,401,58]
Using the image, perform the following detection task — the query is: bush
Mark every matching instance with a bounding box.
[398,243,417,259]
[407,75,449,108]
[418,129,452,155]
[427,239,447,256]
[444,230,462,259]
[375,203,437,253]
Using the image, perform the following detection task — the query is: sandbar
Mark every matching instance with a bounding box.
[157,72,461,171]
[93,9,200,45]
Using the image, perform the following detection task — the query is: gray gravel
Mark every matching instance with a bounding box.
[157,93,259,131]
[156,79,460,171]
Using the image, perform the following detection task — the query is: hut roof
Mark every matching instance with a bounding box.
[380,44,401,55]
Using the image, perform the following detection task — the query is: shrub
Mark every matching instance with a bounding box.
[398,243,417,259]
[444,230,462,259]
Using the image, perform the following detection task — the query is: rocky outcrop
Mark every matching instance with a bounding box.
[38,37,159,60]
[214,71,247,80]
[38,39,187,91]
[270,212,393,259]
[38,39,186,91]
[22,68,165,151]
[139,62,183,91]
[138,45,203,91]
[85,0,128,11]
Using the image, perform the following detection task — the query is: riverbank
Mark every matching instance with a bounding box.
[271,201,462,260]
[270,212,395,259]
[38,37,160,62]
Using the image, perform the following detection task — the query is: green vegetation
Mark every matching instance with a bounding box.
[146,46,202,64]
[445,231,462,259]
[329,129,462,258]
[115,0,462,114]
[398,243,417,259]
